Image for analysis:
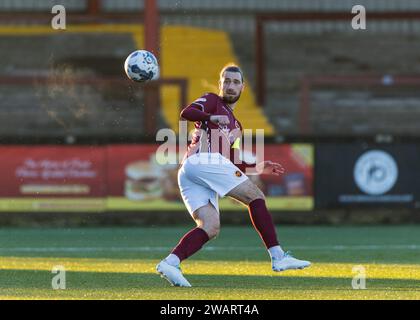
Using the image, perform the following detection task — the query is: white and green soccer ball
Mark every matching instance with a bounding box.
[124,50,159,82]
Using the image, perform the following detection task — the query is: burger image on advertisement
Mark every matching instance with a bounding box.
[160,163,181,201]
[153,151,181,202]
[124,161,162,200]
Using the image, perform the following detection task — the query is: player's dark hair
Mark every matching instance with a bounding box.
[220,64,244,83]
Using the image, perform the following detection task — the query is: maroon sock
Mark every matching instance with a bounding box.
[248,198,279,249]
[171,227,210,262]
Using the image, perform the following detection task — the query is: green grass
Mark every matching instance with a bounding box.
[0,225,419,299]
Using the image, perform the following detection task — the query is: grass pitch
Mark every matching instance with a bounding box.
[0,225,419,300]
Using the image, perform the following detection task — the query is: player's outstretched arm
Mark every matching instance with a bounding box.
[236,160,284,176]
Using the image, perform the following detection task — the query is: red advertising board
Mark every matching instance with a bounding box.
[0,144,313,211]
[0,146,106,198]
[262,145,313,197]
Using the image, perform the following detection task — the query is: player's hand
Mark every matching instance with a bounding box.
[210,115,230,126]
[256,161,285,176]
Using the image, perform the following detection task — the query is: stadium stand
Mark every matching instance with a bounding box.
[0,25,148,141]
[0,24,273,140]
[1,0,420,140]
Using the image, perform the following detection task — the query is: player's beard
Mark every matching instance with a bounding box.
[222,91,241,104]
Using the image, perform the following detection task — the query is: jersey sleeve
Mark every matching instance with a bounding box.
[180,93,217,121]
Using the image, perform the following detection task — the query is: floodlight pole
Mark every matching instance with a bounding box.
[144,0,160,136]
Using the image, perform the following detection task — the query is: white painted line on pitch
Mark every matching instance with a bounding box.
[0,244,419,252]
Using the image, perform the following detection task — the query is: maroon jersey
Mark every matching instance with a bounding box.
[180,92,255,172]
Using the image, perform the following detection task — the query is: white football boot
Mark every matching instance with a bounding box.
[156,259,192,287]
[272,251,311,272]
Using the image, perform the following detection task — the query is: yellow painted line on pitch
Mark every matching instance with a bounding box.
[1,257,419,281]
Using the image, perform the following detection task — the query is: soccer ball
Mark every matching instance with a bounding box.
[124,50,159,82]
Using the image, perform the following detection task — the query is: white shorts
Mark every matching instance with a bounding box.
[178,152,249,215]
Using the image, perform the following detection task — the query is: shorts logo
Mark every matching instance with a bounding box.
[235,170,242,177]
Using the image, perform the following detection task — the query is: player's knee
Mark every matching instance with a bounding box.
[254,189,266,201]
[245,189,265,205]
[206,226,220,239]
[202,220,220,239]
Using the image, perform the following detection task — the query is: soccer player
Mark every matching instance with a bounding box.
[156,64,310,287]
